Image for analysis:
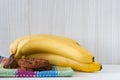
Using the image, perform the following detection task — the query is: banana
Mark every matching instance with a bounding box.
[10,34,94,60]
[9,35,29,54]
[9,34,101,72]
[10,34,94,62]
[14,37,93,64]
[10,34,77,54]
[25,53,102,72]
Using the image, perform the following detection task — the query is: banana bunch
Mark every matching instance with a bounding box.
[9,34,102,72]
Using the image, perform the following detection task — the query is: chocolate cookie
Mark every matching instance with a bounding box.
[3,54,17,68]
[18,58,52,71]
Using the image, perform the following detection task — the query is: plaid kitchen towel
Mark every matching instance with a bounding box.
[0,56,74,77]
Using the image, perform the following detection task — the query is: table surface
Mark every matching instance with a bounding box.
[1,65,120,80]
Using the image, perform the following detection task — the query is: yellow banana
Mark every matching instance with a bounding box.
[14,37,93,64]
[9,34,101,72]
[10,34,94,61]
[25,53,102,72]
[9,35,29,54]
[10,34,77,54]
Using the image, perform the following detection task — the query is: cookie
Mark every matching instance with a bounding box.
[3,54,16,68]
[18,58,52,71]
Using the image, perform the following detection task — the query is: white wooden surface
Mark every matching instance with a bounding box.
[0,0,120,64]
[0,65,120,80]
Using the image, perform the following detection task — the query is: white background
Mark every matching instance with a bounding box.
[0,0,120,65]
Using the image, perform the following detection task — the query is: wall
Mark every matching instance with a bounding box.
[0,0,120,64]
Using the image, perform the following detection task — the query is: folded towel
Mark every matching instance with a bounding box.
[0,56,74,77]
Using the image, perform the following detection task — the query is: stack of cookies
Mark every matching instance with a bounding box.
[3,54,52,71]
